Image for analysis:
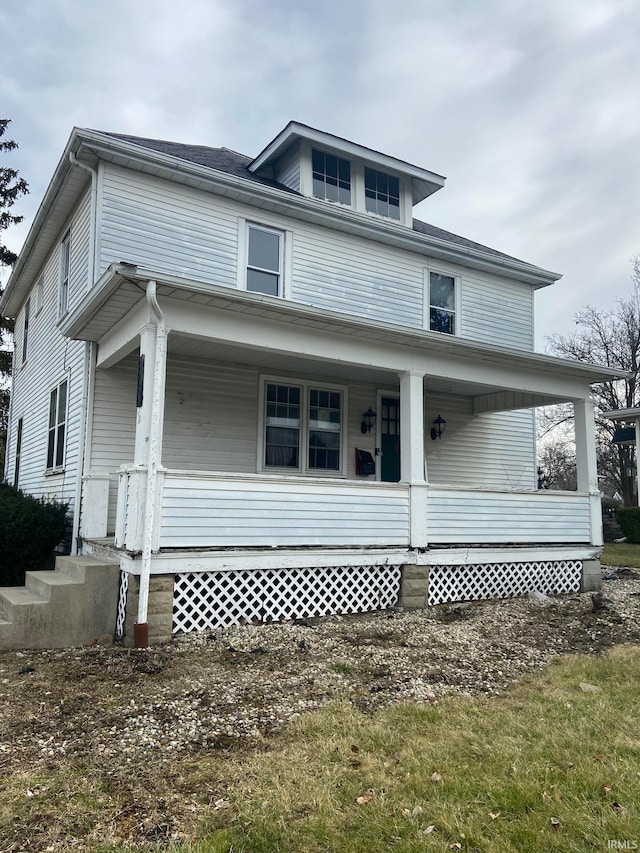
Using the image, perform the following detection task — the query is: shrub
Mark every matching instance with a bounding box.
[0,483,69,585]
[616,506,640,543]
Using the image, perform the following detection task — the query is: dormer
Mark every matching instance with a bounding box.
[249,122,446,228]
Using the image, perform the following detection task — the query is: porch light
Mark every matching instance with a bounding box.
[430,414,447,440]
[360,407,377,434]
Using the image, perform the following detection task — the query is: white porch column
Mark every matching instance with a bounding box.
[399,370,428,547]
[134,324,159,465]
[574,398,602,546]
[135,284,168,646]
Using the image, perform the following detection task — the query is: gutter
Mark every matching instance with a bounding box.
[60,263,629,386]
[135,280,167,648]
[68,152,98,556]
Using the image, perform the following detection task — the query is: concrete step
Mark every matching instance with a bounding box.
[0,556,120,650]
[54,555,114,581]
[25,570,78,602]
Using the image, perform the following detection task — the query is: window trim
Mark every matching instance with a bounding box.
[21,296,30,365]
[46,378,68,474]
[257,375,348,477]
[35,276,44,316]
[238,219,291,299]
[59,230,71,317]
[424,267,461,336]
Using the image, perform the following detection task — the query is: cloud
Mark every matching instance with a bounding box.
[1,0,638,344]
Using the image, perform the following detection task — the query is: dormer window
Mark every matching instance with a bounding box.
[364,167,400,220]
[312,149,351,205]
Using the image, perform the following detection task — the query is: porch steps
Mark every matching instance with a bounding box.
[0,556,120,650]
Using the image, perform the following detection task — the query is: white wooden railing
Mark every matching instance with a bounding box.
[113,468,595,553]
[427,486,592,544]
[159,470,411,548]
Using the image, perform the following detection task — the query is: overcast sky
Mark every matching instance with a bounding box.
[1,0,638,348]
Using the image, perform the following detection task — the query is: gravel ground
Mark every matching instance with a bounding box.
[0,569,639,849]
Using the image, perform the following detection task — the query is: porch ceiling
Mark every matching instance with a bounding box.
[60,264,628,410]
[164,330,554,403]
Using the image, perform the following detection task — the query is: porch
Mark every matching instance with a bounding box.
[112,467,594,552]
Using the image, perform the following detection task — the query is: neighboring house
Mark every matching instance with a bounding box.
[0,121,625,645]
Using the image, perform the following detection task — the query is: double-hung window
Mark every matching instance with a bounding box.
[22,296,30,364]
[47,379,68,471]
[59,230,71,316]
[312,148,351,205]
[364,167,400,219]
[262,379,345,474]
[246,223,283,297]
[428,271,456,335]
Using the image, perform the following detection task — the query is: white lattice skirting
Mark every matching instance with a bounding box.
[427,560,582,606]
[172,565,402,634]
[115,570,129,640]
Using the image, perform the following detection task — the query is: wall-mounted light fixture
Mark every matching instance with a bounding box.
[430,414,447,440]
[360,407,377,434]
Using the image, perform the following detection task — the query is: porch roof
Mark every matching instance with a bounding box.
[60,264,627,408]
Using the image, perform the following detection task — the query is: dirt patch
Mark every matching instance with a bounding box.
[1,571,638,850]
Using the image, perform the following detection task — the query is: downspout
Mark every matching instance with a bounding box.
[68,152,98,555]
[135,280,166,648]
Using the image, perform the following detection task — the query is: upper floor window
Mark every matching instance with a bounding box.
[364,167,400,220]
[246,223,283,297]
[312,149,351,206]
[428,271,456,334]
[47,378,68,471]
[59,230,71,316]
[21,296,30,364]
[35,276,44,315]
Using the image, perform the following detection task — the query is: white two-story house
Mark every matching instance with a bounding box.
[0,121,623,646]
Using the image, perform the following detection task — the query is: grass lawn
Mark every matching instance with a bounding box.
[602,541,640,568]
[171,647,640,853]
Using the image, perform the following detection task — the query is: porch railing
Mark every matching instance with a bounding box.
[114,468,595,552]
[159,470,411,548]
[427,486,592,544]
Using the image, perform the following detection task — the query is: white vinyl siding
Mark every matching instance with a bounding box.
[427,488,591,544]
[99,165,238,286]
[3,189,91,514]
[98,164,535,350]
[159,473,410,548]
[462,270,534,350]
[89,356,137,533]
[426,394,536,490]
[274,140,301,191]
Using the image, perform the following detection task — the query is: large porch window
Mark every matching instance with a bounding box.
[262,378,345,474]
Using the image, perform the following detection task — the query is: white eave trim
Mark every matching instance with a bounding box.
[248,121,446,197]
[59,263,628,386]
[602,407,640,420]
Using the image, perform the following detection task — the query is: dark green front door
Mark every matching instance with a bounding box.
[380,396,400,482]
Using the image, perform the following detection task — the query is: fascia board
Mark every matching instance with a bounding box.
[0,130,85,316]
[75,130,559,288]
[61,263,627,387]
[602,407,640,420]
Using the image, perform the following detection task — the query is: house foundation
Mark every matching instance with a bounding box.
[580,558,602,592]
[123,574,174,646]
